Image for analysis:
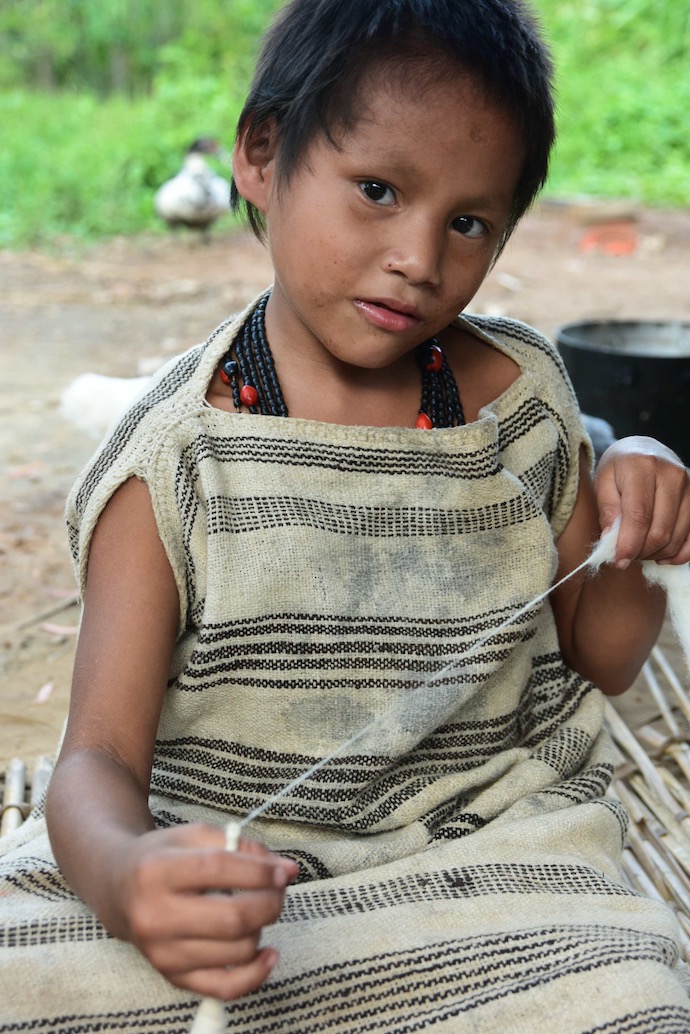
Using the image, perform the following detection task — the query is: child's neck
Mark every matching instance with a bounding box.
[276,348,423,427]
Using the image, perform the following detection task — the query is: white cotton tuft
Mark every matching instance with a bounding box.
[586,518,621,572]
[585,516,690,676]
[642,560,690,676]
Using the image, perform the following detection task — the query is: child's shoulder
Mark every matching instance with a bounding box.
[460,313,565,372]
[457,313,579,406]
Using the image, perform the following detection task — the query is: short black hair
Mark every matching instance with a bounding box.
[231,0,555,248]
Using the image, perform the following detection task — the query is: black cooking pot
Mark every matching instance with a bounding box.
[556,320,690,464]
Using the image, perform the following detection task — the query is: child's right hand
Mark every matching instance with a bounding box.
[119,823,298,1000]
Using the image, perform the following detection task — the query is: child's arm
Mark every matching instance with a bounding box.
[45,478,297,999]
[550,436,690,696]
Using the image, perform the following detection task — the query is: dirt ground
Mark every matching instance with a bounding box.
[2,201,690,772]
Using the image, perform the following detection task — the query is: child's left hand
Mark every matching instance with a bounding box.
[594,435,690,569]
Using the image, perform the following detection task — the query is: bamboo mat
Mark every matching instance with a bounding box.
[606,628,690,962]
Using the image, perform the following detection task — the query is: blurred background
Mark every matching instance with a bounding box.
[0,0,688,249]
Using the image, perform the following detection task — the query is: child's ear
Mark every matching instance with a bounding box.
[232,118,278,212]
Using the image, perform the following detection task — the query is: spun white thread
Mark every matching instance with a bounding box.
[190,822,242,1034]
[190,519,690,1033]
[236,520,621,833]
[189,998,226,1034]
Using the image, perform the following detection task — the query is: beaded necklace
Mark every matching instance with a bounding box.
[219,291,465,428]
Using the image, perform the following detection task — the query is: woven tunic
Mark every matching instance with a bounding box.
[1,301,689,1033]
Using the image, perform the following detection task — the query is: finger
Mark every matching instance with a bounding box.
[593,451,636,545]
[654,494,690,565]
[170,946,279,1000]
[150,932,261,974]
[639,471,690,562]
[130,882,290,959]
[159,887,289,941]
[605,476,656,568]
[167,823,230,850]
[169,824,284,862]
[238,839,300,881]
[149,846,294,895]
[149,822,299,886]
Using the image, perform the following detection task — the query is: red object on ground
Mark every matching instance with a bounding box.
[579,221,638,257]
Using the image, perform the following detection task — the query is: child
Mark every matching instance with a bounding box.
[2,0,690,1030]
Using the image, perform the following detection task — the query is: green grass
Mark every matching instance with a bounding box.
[0,81,244,248]
[535,0,690,204]
[1,0,688,249]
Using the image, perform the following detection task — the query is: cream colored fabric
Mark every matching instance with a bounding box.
[2,302,689,1032]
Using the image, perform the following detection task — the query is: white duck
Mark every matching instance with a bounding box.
[154,138,230,239]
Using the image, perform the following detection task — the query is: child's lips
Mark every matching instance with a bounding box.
[353,298,422,332]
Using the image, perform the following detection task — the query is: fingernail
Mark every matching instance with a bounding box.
[616,558,630,570]
[273,867,288,888]
[265,949,279,970]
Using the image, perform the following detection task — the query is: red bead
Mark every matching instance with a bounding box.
[219,368,231,385]
[416,412,433,430]
[425,345,443,373]
[239,384,259,407]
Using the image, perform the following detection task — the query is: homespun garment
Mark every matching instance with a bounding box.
[1,299,689,1033]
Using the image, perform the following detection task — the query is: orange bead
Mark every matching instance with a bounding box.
[416,412,433,430]
[240,384,259,407]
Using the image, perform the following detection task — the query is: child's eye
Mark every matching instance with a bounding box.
[359,180,396,206]
[451,215,488,239]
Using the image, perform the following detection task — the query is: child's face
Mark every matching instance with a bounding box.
[241,70,523,373]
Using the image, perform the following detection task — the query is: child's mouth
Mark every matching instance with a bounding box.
[353,299,421,333]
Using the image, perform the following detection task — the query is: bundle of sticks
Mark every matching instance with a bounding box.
[0,755,53,837]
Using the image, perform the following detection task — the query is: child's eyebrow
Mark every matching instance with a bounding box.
[450,192,513,212]
[347,145,512,210]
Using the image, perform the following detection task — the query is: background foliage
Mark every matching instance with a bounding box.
[0,0,688,248]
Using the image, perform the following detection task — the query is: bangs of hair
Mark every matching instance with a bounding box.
[231,0,555,246]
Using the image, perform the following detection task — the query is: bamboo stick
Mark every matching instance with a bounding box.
[666,744,690,788]
[652,646,690,725]
[635,724,673,758]
[611,779,690,909]
[605,700,680,816]
[637,817,690,901]
[620,846,664,903]
[658,765,690,817]
[621,847,690,962]
[613,794,671,900]
[629,773,690,853]
[0,759,27,836]
[642,660,681,736]
[30,756,53,806]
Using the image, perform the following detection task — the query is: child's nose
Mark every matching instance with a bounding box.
[384,218,443,287]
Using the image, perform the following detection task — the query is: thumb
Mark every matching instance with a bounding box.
[593,466,622,537]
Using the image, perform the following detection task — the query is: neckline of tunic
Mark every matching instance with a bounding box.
[185,297,539,448]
